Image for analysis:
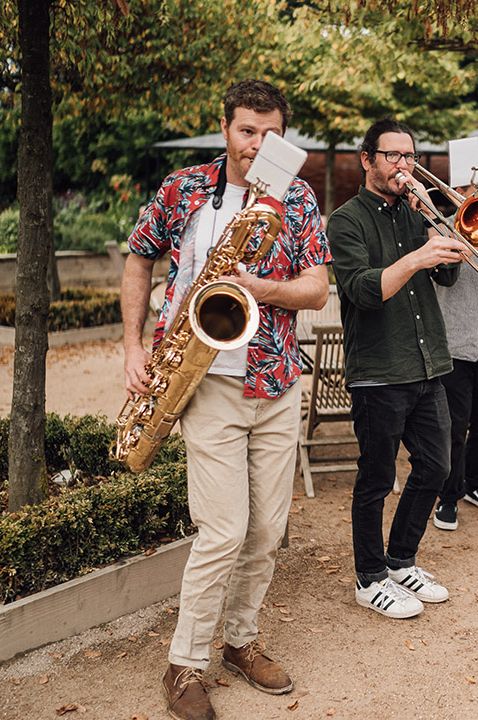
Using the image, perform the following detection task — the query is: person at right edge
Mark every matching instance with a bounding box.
[327,117,469,620]
[433,138,478,531]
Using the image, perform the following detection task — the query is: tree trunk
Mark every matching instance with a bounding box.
[8,0,52,511]
[48,240,61,301]
[324,144,336,219]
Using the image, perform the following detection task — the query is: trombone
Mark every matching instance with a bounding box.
[396,164,478,273]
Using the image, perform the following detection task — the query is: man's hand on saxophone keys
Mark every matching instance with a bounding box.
[124,345,152,399]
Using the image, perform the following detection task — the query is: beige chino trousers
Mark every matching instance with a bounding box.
[168,374,301,670]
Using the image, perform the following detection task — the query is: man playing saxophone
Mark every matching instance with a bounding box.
[120,79,331,720]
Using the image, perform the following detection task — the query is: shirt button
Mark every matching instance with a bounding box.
[410,290,414,295]
[420,338,424,344]
[416,314,420,319]
[398,242,402,247]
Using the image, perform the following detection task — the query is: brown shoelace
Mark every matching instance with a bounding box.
[244,639,267,664]
[174,667,208,692]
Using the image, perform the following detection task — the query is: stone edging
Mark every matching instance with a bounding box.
[0,534,195,663]
[0,319,156,348]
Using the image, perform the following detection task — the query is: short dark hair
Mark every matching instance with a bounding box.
[223,79,291,133]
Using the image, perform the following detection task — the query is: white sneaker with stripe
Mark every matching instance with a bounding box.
[355,577,424,618]
[388,566,449,603]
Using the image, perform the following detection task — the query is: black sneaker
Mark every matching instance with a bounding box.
[464,488,478,507]
[433,502,458,530]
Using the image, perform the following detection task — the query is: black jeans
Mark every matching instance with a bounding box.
[440,359,478,502]
[350,379,451,584]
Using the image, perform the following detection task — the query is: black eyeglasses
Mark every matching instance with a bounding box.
[375,150,421,166]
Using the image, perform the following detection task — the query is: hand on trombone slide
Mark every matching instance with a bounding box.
[414,234,470,270]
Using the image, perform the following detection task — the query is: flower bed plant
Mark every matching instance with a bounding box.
[0,287,121,331]
[0,415,191,604]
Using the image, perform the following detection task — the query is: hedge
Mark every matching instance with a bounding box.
[0,417,191,603]
[0,287,121,331]
[0,413,123,486]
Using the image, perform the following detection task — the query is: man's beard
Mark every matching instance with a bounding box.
[376,174,405,198]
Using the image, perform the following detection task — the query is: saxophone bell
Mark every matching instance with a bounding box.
[188,280,260,351]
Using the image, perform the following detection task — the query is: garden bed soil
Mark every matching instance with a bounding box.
[0,340,477,720]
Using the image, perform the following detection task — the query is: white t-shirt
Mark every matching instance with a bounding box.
[192,183,250,376]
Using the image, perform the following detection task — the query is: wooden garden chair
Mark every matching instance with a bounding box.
[298,322,357,498]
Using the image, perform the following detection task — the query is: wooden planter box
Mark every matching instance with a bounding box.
[0,534,195,663]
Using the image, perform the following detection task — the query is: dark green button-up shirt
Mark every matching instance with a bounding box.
[327,186,458,385]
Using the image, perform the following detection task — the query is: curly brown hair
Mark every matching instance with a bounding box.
[223,79,291,134]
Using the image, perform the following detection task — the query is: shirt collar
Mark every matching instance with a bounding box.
[358,185,404,214]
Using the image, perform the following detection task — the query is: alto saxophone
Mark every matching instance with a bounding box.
[111,188,282,473]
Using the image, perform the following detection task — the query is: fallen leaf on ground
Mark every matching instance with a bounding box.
[131,714,149,720]
[287,700,299,711]
[326,568,339,574]
[117,651,128,658]
[279,616,295,622]
[83,649,101,659]
[148,631,161,637]
[441,544,452,549]
[308,627,321,634]
[318,556,331,562]
[338,577,353,584]
[326,708,336,716]
[279,607,291,614]
[341,517,352,523]
[213,640,224,649]
[404,639,415,651]
[465,676,476,684]
[215,677,230,687]
[128,635,138,643]
[144,547,156,556]
[56,704,79,716]
[38,675,49,685]
[160,637,171,646]
[273,602,287,607]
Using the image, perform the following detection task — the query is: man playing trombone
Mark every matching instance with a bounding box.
[327,117,470,620]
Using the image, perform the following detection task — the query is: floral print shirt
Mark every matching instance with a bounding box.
[128,155,332,398]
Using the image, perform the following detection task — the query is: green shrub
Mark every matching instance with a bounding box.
[0,288,121,331]
[0,206,19,253]
[63,414,122,477]
[0,456,191,603]
[55,211,121,253]
[0,413,125,482]
[44,412,73,473]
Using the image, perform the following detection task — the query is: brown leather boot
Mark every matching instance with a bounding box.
[222,640,294,695]
[162,663,216,720]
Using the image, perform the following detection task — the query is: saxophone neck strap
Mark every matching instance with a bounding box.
[212,157,228,210]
